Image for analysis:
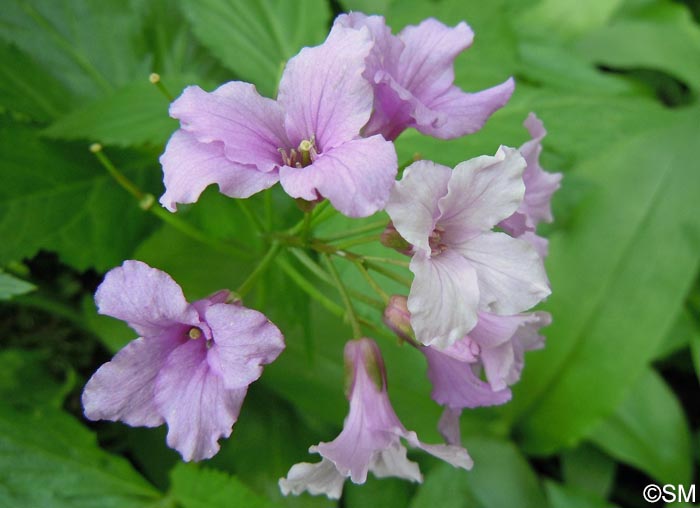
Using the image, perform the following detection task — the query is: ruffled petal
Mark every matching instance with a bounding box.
[454,232,551,314]
[82,335,180,426]
[278,24,374,151]
[408,250,480,349]
[169,82,288,172]
[438,407,463,446]
[279,135,397,218]
[205,303,284,390]
[155,340,246,461]
[370,440,422,482]
[415,79,515,139]
[438,146,526,241]
[386,160,452,251]
[401,429,473,470]
[279,459,346,499]
[479,342,515,391]
[159,130,279,211]
[423,345,512,408]
[95,260,199,337]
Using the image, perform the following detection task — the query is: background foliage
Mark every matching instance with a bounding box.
[1,0,699,507]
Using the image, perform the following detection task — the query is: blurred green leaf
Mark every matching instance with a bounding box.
[576,2,700,92]
[81,295,134,354]
[545,481,619,508]
[0,270,35,300]
[510,106,700,453]
[0,349,73,408]
[561,444,616,500]
[410,437,546,508]
[169,463,277,508]
[589,369,693,485]
[654,309,694,360]
[43,76,201,147]
[0,119,158,271]
[517,0,625,39]
[339,0,393,15]
[691,323,700,385]
[0,404,161,508]
[345,476,413,508]
[180,0,331,97]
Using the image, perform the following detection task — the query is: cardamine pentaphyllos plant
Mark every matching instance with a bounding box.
[83,11,561,500]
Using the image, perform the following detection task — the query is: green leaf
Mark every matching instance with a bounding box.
[0,404,161,508]
[588,369,693,485]
[654,309,694,360]
[43,76,202,147]
[517,0,625,39]
[0,119,159,271]
[339,0,393,15]
[410,437,546,508]
[575,3,700,91]
[180,0,331,97]
[169,463,276,508]
[690,319,700,385]
[509,106,700,454]
[0,0,150,100]
[0,270,35,300]
[561,444,616,500]
[345,476,414,508]
[545,481,619,508]
[0,349,73,408]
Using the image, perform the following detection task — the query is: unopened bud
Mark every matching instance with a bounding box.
[344,338,386,397]
[380,222,412,255]
[383,295,414,342]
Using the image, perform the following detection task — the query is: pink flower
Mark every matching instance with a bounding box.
[160,24,397,218]
[335,13,514,141]
[279,338,472,499]
[385,148,551,349]
[82,260,284,461]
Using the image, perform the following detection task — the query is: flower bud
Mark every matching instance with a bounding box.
[383,295,414,342]
[380,222,412,255]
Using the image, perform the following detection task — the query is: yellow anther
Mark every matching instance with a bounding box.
[149,73,161,84]
[89,143,103,153]
[188,327,202,340]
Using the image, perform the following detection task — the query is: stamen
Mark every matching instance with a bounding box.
[188,327,202,340]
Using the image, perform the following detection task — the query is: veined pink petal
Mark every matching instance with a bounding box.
[408,250,480,349]
[278,24,374,151]
[169,82,289,172]
[159,130,279,212]
[438,407,463,446]
[95,260,199,337]
[279,135,397,218]
[156,340,247,461]
[205,303,284,390]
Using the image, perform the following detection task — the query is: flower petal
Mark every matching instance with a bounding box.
[438,407,463,446]
[155,340,246,461]
[408,250,480,349]
[159,130,279,212]
[401,429,473,470]
[278,24,374,150]
[279,459,346,499]
[454,232,551,314]
[386,160,452,251]
[82,335,180,426]
[205,303,284,390]
[370,440,422,482]
[95,260,199,337]
[169,82,288,172]
[438,146,526,241]
[279,135,397,218]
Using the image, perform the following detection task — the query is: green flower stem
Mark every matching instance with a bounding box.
[310,200,335,227]
[91,145,252,259]
[363,260,412,287]
[236,242,282,298]
[148,73,174,102]
[352,259,390,304]
[301,210,312,242]
[333,234,383,250]
[363,255,410,268]
[236,199,266,233]
[323,254,363,338]
[318,219,388,242]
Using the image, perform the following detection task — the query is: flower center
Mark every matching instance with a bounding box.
[428,226,448,256]
[279,136,318,168]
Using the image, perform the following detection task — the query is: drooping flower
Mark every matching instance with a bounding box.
[160,23,397,218]
[335,13,515,141]
[82,260,284,461]
[279,338,472,499]
[385,148,551,349]
[499,113,562,256]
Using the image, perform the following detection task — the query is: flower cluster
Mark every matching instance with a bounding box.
[83,11,560,502]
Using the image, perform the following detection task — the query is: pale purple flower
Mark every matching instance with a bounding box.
[160,24,397,218]
[279,338,472,499]
[385,148,551,349]
[499,113,562,256]
[424,311,551,445]
[82,260,284,461]
[335,13,514,141]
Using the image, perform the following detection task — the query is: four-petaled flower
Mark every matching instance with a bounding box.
[82,260,285,461]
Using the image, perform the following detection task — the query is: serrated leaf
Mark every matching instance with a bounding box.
[0,270,35,300]
[509,106,700,454]
[169,463,276,508]
[180,0,331,97]
[0,404,161,508]
[43,76,202,147]
[588,369,693,485]
[0,119,159,271]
